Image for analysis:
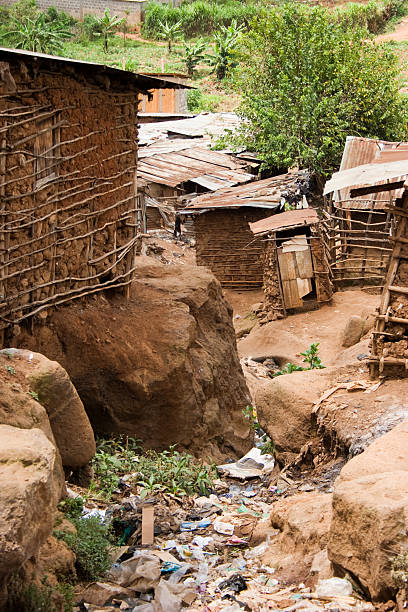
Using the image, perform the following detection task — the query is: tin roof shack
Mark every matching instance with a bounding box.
[0,48,183,341]
[179,172,308,289]
[323,136,408,289]
[250,209,332,320]
[138,141,256,231]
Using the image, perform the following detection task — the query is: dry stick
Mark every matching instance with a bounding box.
[11,119,68,149]
[0,235,138,310]
[0,127,6,347]
[3,181,133,231]
[0,106,74,135]
[1,199,138,259]
[0,87,49,99]
[0,268,138,330]
[3,146,98,197]
[0,104,50,116]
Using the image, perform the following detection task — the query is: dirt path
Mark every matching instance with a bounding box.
[237,290,379,367]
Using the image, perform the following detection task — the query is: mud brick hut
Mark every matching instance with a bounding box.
[250,208,332,319]
[179,172,309,289]
[0,47,184,343]
[323,136,408,289]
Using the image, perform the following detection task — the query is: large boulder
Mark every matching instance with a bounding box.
[0,349,95,468]
[328,420,408,600]
[0,425,64,605]
[17,259,252,461]
[256,367,339,453]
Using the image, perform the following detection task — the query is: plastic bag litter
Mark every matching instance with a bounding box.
[192,535,213,548]
[154,578,196,611]
[107,552,161,591]
[316,577,353,598]
[213,520,234,535]
[81,507,106,521]
[244,537,270,559]
[217,447,275,480]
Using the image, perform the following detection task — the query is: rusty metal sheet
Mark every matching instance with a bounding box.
[192,175,236,190]
[180,171,308,212]
[327,136,408,209]
[324,160,408,196]
[250,209,319,235]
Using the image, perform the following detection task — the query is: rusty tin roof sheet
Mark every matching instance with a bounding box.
[250,208,319,235]
[326,136,408,210]
[179,171,307,212]
[137,145,254,189]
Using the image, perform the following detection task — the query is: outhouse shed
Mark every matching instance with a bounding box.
[250,209,332,319]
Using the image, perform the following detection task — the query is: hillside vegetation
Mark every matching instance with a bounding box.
[1,0,407,172]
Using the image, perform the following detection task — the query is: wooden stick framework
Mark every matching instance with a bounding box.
[0,69,144,335]
[322,198,392,287]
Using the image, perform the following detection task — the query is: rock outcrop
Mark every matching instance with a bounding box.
[328,420,408,600]
[17,258,253,461]
[261,491,332,584]
[0,348,95,468]
[0,425,64,606]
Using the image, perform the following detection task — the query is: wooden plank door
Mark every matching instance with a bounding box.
[277,239,314,309]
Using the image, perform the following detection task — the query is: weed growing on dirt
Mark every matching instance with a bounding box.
[4,365,15,375]
[391,551,408,588]
[242,405,274,455]
[136,446,217,498]
[58,496,83,520]
[273,343,325,377]
[55,516,112,581]
[27,390,39,401]
[90,436,217,500]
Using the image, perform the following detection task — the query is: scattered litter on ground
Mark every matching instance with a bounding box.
[218,447,275,480]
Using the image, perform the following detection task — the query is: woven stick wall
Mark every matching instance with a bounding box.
[321,200,393,288]
[0,59,142,337]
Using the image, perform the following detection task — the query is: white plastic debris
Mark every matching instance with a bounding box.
[217,447,275,480]
[316,577,353,598]
[245,537,270,559]
[213,520,234,535]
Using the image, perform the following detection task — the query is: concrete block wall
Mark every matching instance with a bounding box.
[2,0,145,25]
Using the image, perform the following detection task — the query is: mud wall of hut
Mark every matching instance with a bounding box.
[261,241,284,320]
[0,57,141,336]
[194,208,269,289]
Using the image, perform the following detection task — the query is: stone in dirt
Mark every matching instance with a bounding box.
[0,425,64,606]
[17,258,252,461]
[328,419,408,601]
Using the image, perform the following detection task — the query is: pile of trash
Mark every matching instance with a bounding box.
[72,449,376,612]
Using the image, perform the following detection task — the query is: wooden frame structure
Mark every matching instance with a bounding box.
[250,209,332,319]
[322,195,394,289]
[369,183,408,378]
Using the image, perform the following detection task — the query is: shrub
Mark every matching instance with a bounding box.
[58,496,83,520]
[7,575,57,612]
[44,5,77,28]
[235,2,408,175]
[57,516,112,581]
[187,88,221,112]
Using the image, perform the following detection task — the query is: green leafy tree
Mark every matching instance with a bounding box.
[234,3,408,175]
[208,19,244,80]
[6,13,72,53]
[183,38,206,77]
[158,19,182,53]
[94,8,123,53]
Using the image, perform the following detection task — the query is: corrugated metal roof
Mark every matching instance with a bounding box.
[137,145,254,189]
[324,160,408,194]
[0,47,187,93]
[138,112,241,145]
[330,136,408,209]
[179,171,307,212]
[250,208,319,235]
